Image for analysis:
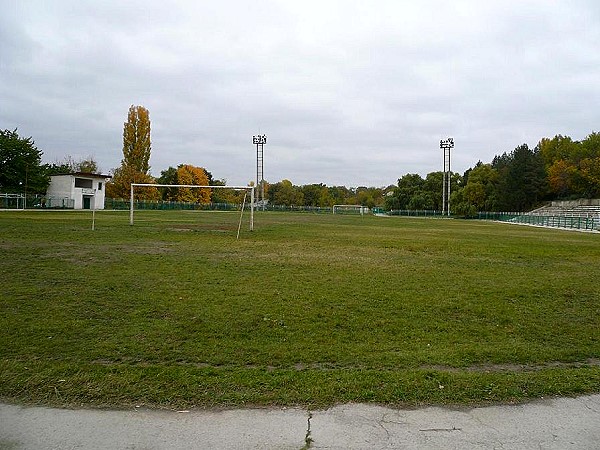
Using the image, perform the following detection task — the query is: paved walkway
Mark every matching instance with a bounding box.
[1,394,599,449]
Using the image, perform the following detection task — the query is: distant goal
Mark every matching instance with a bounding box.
[332,204,370,216]
[129,183,255,232]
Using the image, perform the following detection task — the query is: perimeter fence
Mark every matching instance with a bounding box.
[108,198,341,214]
[0,193,73,209]
[105,198,240,211]
[388,209,444,217]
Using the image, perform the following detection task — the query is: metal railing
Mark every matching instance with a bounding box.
[0,193,73,209]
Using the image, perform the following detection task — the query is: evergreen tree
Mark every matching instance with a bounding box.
[493,144,546,211]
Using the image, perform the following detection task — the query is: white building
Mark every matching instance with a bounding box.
[46,172,111,209]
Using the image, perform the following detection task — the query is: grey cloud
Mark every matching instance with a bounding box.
[2,1,600,186]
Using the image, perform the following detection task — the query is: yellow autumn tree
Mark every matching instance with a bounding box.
[547,159,577,198]
[106,165,160,200]
[176,164,210,204]
[579,157,600,197]
[106,105,159,200]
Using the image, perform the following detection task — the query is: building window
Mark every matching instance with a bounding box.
[98,182,103,191]
[75,178,93,188]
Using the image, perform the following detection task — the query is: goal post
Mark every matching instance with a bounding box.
[332,204,370,216]
[129,183,255,230]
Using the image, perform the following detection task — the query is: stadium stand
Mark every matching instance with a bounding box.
[506,199,600,231]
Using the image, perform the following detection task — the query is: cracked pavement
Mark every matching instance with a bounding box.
[1,394,599,449]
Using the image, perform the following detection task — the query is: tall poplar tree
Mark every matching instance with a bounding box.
[122,105,151,174]
[106,105,158,200]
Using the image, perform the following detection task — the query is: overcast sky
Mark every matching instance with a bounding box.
[2,1,600,187]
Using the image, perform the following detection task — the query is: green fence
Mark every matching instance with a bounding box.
[388,209,444,217]
[0,193,73,209]
[261,204,333,214]
[106,198,240,211]
[108,199,362,214]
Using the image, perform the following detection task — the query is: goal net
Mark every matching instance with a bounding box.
[332,204,370,216]
[129,184,255,233]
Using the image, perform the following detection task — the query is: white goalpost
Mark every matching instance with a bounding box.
[129,183,255,231]
[332,204,370,216]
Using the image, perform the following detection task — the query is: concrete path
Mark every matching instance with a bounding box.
[1,394,599,449]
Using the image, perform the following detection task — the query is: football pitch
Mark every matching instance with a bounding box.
[1,210,599,408]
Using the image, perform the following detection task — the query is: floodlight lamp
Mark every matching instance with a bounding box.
[440,137,454,149]
[253,134,267,145]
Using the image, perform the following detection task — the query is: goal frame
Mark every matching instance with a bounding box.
[129,183,255,230]
[332,204,369,216]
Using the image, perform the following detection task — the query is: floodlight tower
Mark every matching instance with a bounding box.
[253,134,267,209]
[440,137,454,216]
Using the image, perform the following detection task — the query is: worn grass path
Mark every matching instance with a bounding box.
[1,210,599,408]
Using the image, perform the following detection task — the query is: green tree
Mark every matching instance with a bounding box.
[327,186,351,205]
[385,169,461,213]
[302,184,332,207]
[493,144,547,211]
[398,173,425,208]
[577,133,600,198]
[157,166,178,200]
[538,135,578,169]
[52,155,99,174]
[580,132,600,159]
[0,129,48,194]
[578,156,600,198]
[355,187,384,209]
[268,180,304,206]
[459,163,499,211]
[209,177,245,204]
[424,172,444,210]
[77,157,99,173]
[45,161,74,177]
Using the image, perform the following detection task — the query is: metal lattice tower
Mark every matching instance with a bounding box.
[253,134,267,208]
[440,137,454,216]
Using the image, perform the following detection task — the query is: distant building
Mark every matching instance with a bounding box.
[46,172,111,209]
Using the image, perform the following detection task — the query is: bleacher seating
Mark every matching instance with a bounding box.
[510,200,600,231]
[529,203,600,218]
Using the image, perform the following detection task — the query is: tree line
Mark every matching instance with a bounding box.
[384,133,600,214]
[254,133,600,213]
[2,104,599,213]
[447,133,600,214]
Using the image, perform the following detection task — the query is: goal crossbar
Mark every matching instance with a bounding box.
[129,183,254,230]
[332,204,369,215]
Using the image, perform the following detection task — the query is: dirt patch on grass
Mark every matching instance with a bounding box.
[167,225,235,233]
[420,358,600,373]
[88,358,600,373]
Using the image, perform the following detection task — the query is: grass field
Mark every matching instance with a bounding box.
[1,209,599,409]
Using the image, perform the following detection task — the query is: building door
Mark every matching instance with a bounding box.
[83,196,91,209]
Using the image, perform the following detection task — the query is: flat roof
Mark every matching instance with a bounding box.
[52,172,112,179]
